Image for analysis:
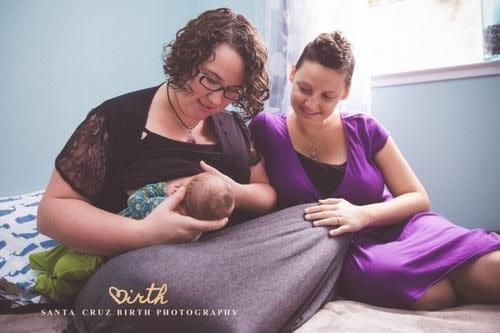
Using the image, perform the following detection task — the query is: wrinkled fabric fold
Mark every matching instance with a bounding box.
[69,204,351,333]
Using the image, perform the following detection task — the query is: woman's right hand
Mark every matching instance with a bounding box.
[142,187,228,244]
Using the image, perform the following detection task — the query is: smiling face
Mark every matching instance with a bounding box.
[176,43,245,122]
[289,60,350,124]
[163,8,269,120]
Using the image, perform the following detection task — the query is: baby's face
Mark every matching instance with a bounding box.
[165,176,195,196]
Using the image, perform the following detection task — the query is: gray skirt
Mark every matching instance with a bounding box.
[69,204,350,333]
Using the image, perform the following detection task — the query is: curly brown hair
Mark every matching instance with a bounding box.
[163,8,270,120]
[296,31,355,87]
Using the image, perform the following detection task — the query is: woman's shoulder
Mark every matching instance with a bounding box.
[98,85,161,115]
[341,112,386,133]
[83,84,161,144]
[341,111,377,123]
[254,110,286,122]
[341,112,390,153]
[250,111,286,132]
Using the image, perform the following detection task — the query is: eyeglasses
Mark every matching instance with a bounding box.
[197,71,242,102]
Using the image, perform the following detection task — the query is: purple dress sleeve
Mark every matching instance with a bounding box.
[247,112,266,154]
[361,115,391,159]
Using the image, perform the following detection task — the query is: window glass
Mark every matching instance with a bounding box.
[368,0,482,75]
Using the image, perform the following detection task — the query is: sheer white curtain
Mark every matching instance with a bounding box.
[257,0,371,114]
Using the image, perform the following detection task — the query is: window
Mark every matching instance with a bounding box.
[368,0,483,76]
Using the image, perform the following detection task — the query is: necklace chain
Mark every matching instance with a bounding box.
[303,134,319,160]
[295,118,321,161]
[166,84,200,143]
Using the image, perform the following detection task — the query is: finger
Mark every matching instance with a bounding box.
[191,232,203,242]
[186,217,229,232]
[304,204,337,214]
[329,225,351,237]
[162,186,186,210]
[319,198,342,205]
[200,160,220,174]
[312,216,340,227]
[305,211,334,221]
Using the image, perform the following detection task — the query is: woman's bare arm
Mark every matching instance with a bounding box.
[38,169,228,256]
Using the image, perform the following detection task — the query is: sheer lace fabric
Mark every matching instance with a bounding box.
[56,108,110,202]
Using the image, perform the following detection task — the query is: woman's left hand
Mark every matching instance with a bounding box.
[200,160,240,192]
[304,198,369,236]
[201,160,277,214]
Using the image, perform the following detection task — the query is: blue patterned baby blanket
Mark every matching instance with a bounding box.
[0,190,57,306]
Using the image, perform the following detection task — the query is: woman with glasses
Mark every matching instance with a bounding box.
[38,7,275,259]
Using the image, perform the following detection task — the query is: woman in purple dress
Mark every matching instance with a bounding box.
[249,31,500,310]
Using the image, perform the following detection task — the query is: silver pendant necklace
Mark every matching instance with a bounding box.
[166,84,199,144]
[295,120,321,161]
[303,134,320,161]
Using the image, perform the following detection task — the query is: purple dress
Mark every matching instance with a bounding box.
[249,111,500,308]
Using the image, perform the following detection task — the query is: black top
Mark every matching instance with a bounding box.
[56,85,259,217]
[122,129,221,192]
[296,152,346,198]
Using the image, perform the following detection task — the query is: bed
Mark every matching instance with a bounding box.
[1,191,499,332]
[1,301,500,332]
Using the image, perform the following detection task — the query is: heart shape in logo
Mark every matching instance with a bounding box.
[108,286,128,304]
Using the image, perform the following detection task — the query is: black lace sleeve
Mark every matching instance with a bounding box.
[232,111,261,167]
[55,107,111,203]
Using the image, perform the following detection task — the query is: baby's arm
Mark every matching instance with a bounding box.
[126,183,167,219]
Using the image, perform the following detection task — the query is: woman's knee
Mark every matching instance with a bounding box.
[483,250,500,278]
[412,278,457,311]
[485,250,500,271]
[450,250,500,303]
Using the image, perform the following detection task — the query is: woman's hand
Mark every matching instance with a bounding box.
[199,160,277,214]
[199,160,244,206]
[200,160,240,191]
[305,198,369,236]
[142,186,228,244]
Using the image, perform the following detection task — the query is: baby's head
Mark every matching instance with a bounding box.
[167,172,235,220]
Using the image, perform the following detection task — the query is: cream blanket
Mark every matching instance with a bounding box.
[1,301,499,332]
[295,300,500,333]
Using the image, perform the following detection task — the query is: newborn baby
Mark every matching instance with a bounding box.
[30,172,234,303]
[124,172,235,221]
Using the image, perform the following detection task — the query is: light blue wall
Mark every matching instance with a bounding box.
[372,75,500,230]
[0,0,256,196]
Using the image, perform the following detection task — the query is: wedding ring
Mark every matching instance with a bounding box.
[335,217,340,225]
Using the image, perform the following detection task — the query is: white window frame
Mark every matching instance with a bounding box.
[368,0,500,87]
[372,60,500,87]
